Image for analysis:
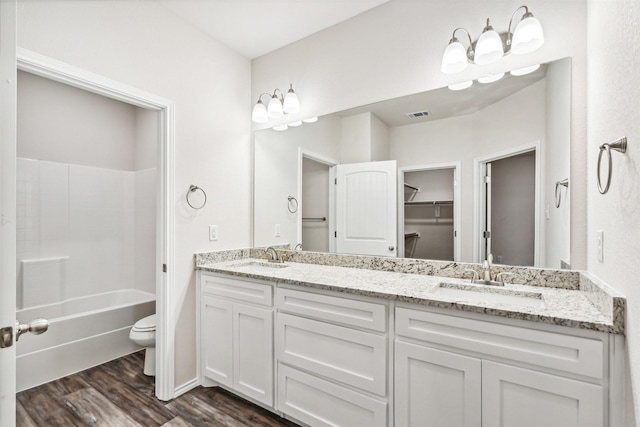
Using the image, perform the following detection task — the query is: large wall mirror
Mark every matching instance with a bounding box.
[254,58,571,269]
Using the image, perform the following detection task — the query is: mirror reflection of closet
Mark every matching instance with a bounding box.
[301,157,331,252]
[402,168,455,261]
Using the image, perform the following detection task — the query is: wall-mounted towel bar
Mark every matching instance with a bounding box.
[302,217,326,222]
[597,136,627,194]
[186,185,207,209]
[405,200,453,207]
[555,179,569,208]
[287,195,298,213]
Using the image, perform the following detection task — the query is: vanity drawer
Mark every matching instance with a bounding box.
[276,312,387,395]
[276,287,387,332]
[277,364,387,427]
[201,273,273,306]
[395,307,604,379]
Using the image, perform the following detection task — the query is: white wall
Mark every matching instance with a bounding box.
[17,70,137,170]
[587,1,640,424]
[252,0,588,270]
[17,0,252,388]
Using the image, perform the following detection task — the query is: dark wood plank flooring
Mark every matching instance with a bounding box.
[17,351,299,427]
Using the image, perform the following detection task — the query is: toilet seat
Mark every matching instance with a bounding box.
[133,314,156,332]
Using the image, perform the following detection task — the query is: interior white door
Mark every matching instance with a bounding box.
[336,160,397,257]
[0,1,17,425]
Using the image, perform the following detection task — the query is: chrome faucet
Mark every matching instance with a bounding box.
[264,246,283,263]
[482,260,492,282]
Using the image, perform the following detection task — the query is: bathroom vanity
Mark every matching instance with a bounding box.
[195,251,625,427]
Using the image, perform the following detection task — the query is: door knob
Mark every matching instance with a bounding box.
[15,318,49,342]
[388,246,395,251]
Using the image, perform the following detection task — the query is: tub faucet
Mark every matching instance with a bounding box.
[264,247,283,263]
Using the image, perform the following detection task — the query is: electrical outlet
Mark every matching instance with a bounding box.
[597,230,604,262]
[209,225,218,241]
[275,224,281,237]
[496,255,503,263]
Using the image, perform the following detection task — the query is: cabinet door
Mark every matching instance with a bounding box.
[201,296,233,387]
[395,341,481,427]
[482,360,604,427]
[233,303,273,406]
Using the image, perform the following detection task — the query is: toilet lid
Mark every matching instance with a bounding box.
[133,314,156,332]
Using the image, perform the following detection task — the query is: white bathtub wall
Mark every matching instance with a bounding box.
[16,159,157,307]
[67,164,135,299]
[135,167,157,294]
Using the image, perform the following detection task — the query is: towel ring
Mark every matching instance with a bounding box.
[186,185,207,209]
[287,196,298,213]
[554,179,569,208]
[597,137,627,194]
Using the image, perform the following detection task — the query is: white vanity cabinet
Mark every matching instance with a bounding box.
[275,286,389,427]
[199,272,274,407]
[394,305,616,427]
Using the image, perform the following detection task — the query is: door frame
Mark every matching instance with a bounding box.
[398,162,461,260]
[15,48,176,400]
[297,148,339,253]
[0,1,17,424]
[473,141,541,266]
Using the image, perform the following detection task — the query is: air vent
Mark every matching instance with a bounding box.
[405,110,430,119]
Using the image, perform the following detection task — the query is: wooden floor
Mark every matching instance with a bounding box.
[17,351,299,427]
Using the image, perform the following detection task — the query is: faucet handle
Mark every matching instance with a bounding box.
[463,269,479,283]
[495,272,514,284]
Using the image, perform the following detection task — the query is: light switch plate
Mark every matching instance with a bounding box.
[209,225,218,241]
[597,230,604,262]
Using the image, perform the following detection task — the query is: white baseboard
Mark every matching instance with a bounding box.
[174,377,200,398]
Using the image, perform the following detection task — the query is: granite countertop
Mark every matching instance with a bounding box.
[196,257,624,334]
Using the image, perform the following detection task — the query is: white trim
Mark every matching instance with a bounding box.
[0,2,17,425]
[173,377,200,399]
[398,162,461,261]
[297,148,339,253]
[16,48,177,400]
[472,142,541,266]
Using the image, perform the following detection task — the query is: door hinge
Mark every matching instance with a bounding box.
[163,264,167,273]
[454,230,457,237]
[483,231,491,239]
[0,326,13,348]
[334,231,337,238]
[484,175,491,183]
[335,178,337,185]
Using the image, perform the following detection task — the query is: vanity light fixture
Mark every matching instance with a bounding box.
[302,116,318,123]
[510,63,540,76]
[441,5,544,74]
[252,84,300,124]
[289,120,303,127]
[477,72,505,84]
[272,124,289,131]
[448,80,473,91]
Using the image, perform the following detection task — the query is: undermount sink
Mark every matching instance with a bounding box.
[432,282,545,309]
[231,261,289,272]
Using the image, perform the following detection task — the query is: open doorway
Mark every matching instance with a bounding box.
[297,149,338,253]
[399,163,461,260]
[475,145,539,266]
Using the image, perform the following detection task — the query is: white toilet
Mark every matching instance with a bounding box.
[129,314,156,376]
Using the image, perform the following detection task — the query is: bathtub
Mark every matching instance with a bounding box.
[16,289,155,392]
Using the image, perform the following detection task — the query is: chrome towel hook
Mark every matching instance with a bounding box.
[555,179,569,208]
[186,185,207,209]
[597,137,627,194]
[287,196,298,213]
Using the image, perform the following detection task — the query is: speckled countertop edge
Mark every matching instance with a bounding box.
[194,249,624,335]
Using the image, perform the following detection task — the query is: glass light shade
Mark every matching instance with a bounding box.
[477,73,505,84]
[474,30,504,65]
[302,117,318,123]
[273,124,288,131]
[448,80,473,91]
[283,89,300,114]
[251,101,268,123]
[510,64,540,76]
[441,40,468,74]
[268,95,284,118]
[511,16,544,55]
[289,120,303,127]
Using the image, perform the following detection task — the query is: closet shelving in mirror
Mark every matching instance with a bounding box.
[405,200,454,206]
